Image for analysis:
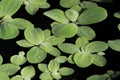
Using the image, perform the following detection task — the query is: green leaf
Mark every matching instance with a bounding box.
[10,51,27,65]
[52,72,61,80]
[78,7,107,25]
[48,60,60,72]
[84,41,108,53]
[27,0,47,5]
[108,40,120,51]
[60,0,80,8]
[77,26,96,40]
[43,9,69,23]
[39,71,53,80]
[68,55,74,64]
[65,9,79,22]
[90,0,113,2]
[74,53,93,68]
[80,1,98,9]
[58,43,79,54]
[0,72,9,80]
[11,75,23,80]
[12,18,34,30]
[92,54,106,67]
[114,12,120,18]
[48,47,61,57]
[0,0,23,17]
[0,55,3,65]
[75,37,89,48]
[25,4,40,15]
[24,27,44,45]
[55,56,67,63]
[46,36,65,45]
[27,46,47,63]
[39,2,50,9]
[59,67,74,76]
[87,75,106,80]
[118,24,120,31]
[43,29,51,39]
[71,5,82,12]
[16,39,34,48]
[0,63,20,76]
[21,66,35,79]
[38,63,48,72]
[0,22,19,40]
[52,23,78,38]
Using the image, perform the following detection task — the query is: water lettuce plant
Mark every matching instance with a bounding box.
[0,0,120,80]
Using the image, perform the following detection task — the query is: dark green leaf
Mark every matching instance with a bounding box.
[78,7,107,25]
[84,41,108,53]
[58,43,79,54]
[52,23,78,38]
[77,26,96,40]
[43,9,69,23]
[108,40,120,51]
[60,0,80,8]
[27,46,47,63]
[74,53,93,68]
[24,27,44,45]
[0,63,20,76]
[59,67,74,76]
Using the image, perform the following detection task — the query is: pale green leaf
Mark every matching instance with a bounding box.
[68,55,74,64]
[24,27,44,45]
[84,41,108,53]
[0,72,9,80]
[77,26,96,40]
[11,75,23,80]
[0,22,19,40]
[28,0,47,5]
[38,63,48,72]
[55,56,67,63]
[52,23,78,38]
[0,55,3,65]
[60,0,80,8]
[51,22,60,28]
[0,0,23,17]
[108,40,120,51]
[10,51,27,65]
[45,36,65,45]
[27,46,47,63]
[118,24,120,31]
[39,71,53,80]
[21,66,35,79]
[0,63,20,76]
[48,60,60,72]
[39,2,50,9]
[93,54,106,67]
[80,1,98,9]
[12,18,34,30]
[52,72,61,80]
[58,43,79,54]
[25,4,39,15]
[43,9,69,23]
[74,53,93,68]
[48,47,61,57]
[75,37,89,48]
[59,67,74,76]
[65,9,79,22]
[87,75,106,80]
[43,29,51,39]
[16,39,34,48]
[78,7,107,25]
[71,5,82,12]
[114,12,120,18]
[90,0,113,2]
